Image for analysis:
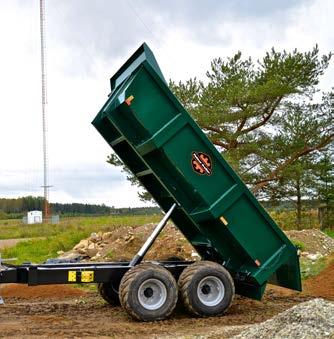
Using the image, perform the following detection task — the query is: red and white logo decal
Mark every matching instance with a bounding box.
[191,152,212,175]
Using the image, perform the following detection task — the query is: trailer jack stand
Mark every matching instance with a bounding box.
[130,203,177,266]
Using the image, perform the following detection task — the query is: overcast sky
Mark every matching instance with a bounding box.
[0,0,333,207]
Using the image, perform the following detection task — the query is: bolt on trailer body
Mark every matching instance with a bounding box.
[0,43,301,321]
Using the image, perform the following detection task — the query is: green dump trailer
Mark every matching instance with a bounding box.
[0,43,301,322]
[92,42,301,310]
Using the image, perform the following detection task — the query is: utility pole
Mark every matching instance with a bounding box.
[39,0,51,221]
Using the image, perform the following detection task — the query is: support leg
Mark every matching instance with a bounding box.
[130,203,177,266]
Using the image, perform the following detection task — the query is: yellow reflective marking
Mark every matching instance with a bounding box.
[81,271,94,282]
[125,95,134,105]
[220,216,228,226]
[68,271,77,282]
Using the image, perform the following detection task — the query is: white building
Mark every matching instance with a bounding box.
[27,211,43,224]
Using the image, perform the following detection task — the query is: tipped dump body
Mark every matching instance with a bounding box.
[92,43,301,300]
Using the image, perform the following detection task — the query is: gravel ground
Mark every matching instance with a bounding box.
[0,285,312,338]
[233,298,334,339]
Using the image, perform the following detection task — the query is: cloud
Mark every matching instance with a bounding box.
[0,0,332,207]
[0,163,144,207]
[45,0,153,76]
[45,0,315,72]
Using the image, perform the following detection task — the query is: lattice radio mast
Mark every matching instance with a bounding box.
[39,0,51,220]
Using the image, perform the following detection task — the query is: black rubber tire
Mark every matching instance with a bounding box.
[119,263,178,321]
[178,261,235,317]
[97,282,120,306]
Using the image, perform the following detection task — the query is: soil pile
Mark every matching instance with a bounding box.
[233,298,334,339]
[61,226,334,263]
[59,226,334,263]
[286,229,334,257]
[59,223,197,262]
[303,259,334,300]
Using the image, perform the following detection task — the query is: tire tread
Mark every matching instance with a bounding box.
[178,261,235,317]
[119,262,178,321]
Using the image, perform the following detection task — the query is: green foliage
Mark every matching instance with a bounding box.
[256,98,333,188]
[170,46,333,184]
[109,46,333,206]
[0,214,161,240]
[269,209,320,230]
[300,256,327,280]
[261,110,333,228]
[0,214,161,264]
[324,229,334,238]
[314,151,334,229]
[2,232,85,264]
[0,196,44,215]
[292,240,306,251]
[0,196,161,219]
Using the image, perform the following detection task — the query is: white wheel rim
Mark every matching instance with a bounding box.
[197,275,225,307]
[138,278,167,310]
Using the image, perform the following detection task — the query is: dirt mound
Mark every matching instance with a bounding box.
[304,257,334,300]
[62,226,334,265]
[233,298,334,339]
[286,229,334,256]
[1,284,86,299]
[60,223,197,262]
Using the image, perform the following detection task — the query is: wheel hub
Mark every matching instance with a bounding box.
[144,287,154,298]
[197,276,225,307]
[201,284,211,295]
[138,278,167,310]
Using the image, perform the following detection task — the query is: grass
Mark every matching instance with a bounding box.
[0,215,161,239]
[300,256,327,280]
[269,209,320,230]
[1,212,332,270]
[0,214,161,264]
[291,240,306,251]
[324,229,334,238]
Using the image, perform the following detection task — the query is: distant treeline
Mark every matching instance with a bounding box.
[0,196,161,219]
[261,200,320,211]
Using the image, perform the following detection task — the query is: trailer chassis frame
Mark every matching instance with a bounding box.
[0,203,188,287]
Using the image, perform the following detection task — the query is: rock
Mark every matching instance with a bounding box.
[191,251,200,259]
[125,235,135,243]
[73,239,89,251]
[286,229,334,256]
[91,253,102,261]
[102,232,113,241]
[233,298,334,339]
[86,243,98,257]
[77,248,88,255]
[58,251,84,261]
[301,251,309,256]
[90,232,102,243]
[306,252,323,261]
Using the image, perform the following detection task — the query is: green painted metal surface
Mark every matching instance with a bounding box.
[92,43,302,300]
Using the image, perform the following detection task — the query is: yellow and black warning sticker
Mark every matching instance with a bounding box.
[81,271,94,282]
[68,270,94,283]
[191,152,212,175]
[68,271,77,282]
